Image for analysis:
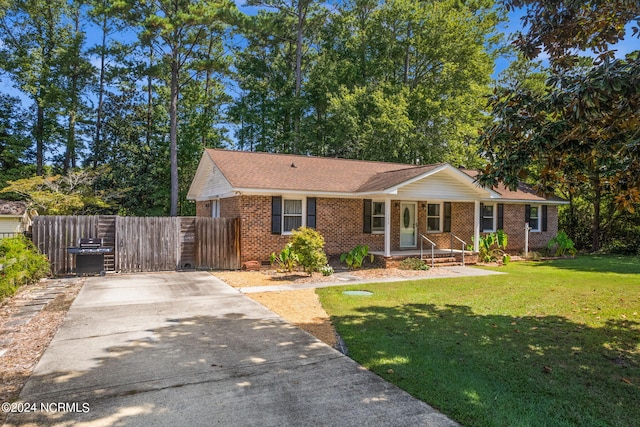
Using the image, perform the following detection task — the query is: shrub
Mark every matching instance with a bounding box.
[269,243,298,272]
[547,231,577,257]
[320,265,334,276]
[340,244,374,269]
[289,227,328,274]
[474,230,508,263]
[0,236,49,300]
[398,257,429,271]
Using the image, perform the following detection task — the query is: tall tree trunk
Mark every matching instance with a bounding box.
[591,175,601,252]
[202,36,214,148]
[293,0,306,154]
[65,3,82,172]
[94,13,107,169]
[147,46,154,148]
[169,50,179,217]
[35,99,44,176]
[403,22,411,85]
[65,109,76,172]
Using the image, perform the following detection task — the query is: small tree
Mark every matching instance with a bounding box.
[289,227,327,274]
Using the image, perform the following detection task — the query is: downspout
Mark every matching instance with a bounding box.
[473,201,480,252]
[384,198,391,257]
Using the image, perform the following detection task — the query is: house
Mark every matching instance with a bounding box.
[187,149,567,264]
[0,200,35,237]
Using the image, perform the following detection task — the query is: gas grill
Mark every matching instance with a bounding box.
[67,238,113,276]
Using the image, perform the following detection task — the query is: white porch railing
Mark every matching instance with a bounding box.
[419,234,436,268]
[450,233,467,266]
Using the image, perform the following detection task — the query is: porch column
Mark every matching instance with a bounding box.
[384,198,391,257]
[473,200,480,252]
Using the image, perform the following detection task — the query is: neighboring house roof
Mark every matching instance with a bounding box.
[188,149,566,204]
[0,200,29,216]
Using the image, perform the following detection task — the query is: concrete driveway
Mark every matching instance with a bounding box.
[6,272,458,427]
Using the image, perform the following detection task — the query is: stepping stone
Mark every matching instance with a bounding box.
[5,317,32,328]
[16,304,46,312]
[32,296,57,301]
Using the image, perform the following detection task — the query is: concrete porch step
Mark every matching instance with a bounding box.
[374,251,478,268]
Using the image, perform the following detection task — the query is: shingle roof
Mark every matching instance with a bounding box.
[0,200,28,216]
[207,149,424,193]
[203,149,565,202]
[460,169,566,202]
[356,164,443,192]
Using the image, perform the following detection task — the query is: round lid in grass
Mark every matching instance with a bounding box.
[342,290,373,296]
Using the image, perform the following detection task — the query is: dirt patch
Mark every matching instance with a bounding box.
[249,289,337,347]
[213,266,444,288]
[0,278,84,425]
[212,266,445,349]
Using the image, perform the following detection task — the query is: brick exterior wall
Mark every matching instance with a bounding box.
[195,201,210,217]
[501,204,558,253]
[196,196,559,262]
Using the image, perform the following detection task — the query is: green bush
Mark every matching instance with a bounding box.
[269,243,298,272]
[340,244,374,269]
[474,230,508,263]
[547,231,577,257]
[289,227,328,274]
[398,257,429,271]
[0,236,49,300]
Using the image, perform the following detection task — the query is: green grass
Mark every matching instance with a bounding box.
[317,256,640,427]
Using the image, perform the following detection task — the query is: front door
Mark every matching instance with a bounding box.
[400,202,417,248]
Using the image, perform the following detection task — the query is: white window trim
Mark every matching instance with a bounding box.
[426,202,443,233]
[211,199,220,218]
[372,200,386,234]
[481,203,496,232]
[282,197,306,235]
[529,205,541,232]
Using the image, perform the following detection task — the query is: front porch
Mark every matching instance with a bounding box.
[370,248,479,268]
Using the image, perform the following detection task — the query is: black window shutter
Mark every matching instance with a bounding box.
[542,205,548,231]
[479,203,484,230]
[525,204,531,226]
[497,204,504,230]
[443,202,452,232]
[363,199,372,233]
[272,196,282,234]
[307,198,316,229]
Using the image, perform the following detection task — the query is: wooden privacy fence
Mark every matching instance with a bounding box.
[32,216,241,275]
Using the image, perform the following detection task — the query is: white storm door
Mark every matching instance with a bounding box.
[400,202,417,248]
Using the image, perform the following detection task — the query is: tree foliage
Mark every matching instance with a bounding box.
[478,0,640,251]
[1,170,112,215]
[231,0,502,166]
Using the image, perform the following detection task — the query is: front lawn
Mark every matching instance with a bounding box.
[317,256,640,427]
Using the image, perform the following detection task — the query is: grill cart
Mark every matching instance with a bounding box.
[67,238,113,276]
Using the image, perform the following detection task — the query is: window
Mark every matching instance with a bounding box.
[283,199,302,233]
[427,203,441,232]
[481,204,495,232]
[372,201,385,233]
[528,205,540,232]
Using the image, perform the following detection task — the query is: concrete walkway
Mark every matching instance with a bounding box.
[6,272,459,427]
[240,265,504,293]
